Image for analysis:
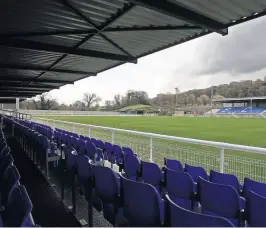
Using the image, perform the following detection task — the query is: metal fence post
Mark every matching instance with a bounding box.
[72,124,75,133]
[88,127,91,137]
[149,137,153,162]
[220,148,225,173]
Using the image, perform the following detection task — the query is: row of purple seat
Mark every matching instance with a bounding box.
[0,124,34,227]
[10,117,266,227]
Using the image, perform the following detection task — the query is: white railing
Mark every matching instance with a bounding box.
[20,110,143,116]
[33,117,266,183]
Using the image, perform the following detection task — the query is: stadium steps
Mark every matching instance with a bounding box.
[6,136,82,227]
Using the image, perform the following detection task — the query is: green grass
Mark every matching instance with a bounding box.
[118,104,153,111]
[38,116,266,147]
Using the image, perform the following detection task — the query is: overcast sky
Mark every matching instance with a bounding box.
[49,16,266,105]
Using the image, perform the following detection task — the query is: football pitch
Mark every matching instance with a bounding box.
[37,115,266,182]
[39,116,266,147]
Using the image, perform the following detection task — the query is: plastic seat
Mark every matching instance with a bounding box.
[96,140,105,150]
[185,163,208,183]
[113,145,123,168]
[210,170,242,194]
[1,165,21,207]
[0,154,14,183]
[86,142,97,160]
[164,194,234,227]
[120,175,164,227]
[105,142,113,162]
[141,161,163,193]
[93,166,121,225]
[164,167,195,210]
[123,154,141,181]
[198,177,243,226]
[245,190,266,226]
[1,185,33,227]
[164,158,183,172]
[122,147,136,156]
[242,177,266,198]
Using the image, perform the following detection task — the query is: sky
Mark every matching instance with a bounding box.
[49,16,266,105]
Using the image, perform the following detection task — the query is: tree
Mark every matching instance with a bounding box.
[200,94,210,106]
[82,93,101,109]
[32,93,58,110]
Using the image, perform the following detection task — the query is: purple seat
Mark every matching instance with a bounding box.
[243,177,266,198]
[120,175,164,226]
[210,170,242,194]
[165,194,234,227]
[164,167,195,210]
[123,154,141,181]
[1,185,33,227]
[198,177,243,226]
[164,158,183,172]
[245,190,266,226]
[141,161,164,193]
[93,166,121,225]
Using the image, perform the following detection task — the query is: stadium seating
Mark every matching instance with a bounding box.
[217,107,266,114]
[0,120,35,227]
[6,115,266,227]
[165,194,234,227]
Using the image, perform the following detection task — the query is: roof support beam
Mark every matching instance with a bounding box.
[0,25,202,38]
[0,76,73,84]
[0,92,38,97]
[61,0,135,59]
[0,81,58,89]
[0,88,49,93]
[0,63,95,75]
[0,39,136,63]
[127,0,228,35]
[0,86,51,91]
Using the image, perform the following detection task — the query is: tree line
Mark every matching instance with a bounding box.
[20,77,266,110]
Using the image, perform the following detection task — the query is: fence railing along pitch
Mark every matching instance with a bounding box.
[34,117,266,183]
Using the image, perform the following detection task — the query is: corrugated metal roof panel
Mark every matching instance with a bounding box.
[1,0,266,97]
[0,69,40,78]
[0,47,63,67]
[171,0,266,23]
[40,72,85,81]
[106,29,203,56]
[68,0,127,26]
[20,34,88,48]
[79,35,125,54]
[53,55,121,72]
[0,0,90,34]
[110,5,191,27]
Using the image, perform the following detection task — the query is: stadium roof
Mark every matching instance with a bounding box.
[1,0,266,98]
[213,96,266,103]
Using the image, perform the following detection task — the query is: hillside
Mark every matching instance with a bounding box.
[151,78,266,107]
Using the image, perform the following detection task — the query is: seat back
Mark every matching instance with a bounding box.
[86,142,97,160]
[122,147,134,156]
[165,167,194,210]
[121,176,162,227]
[2,165,21,206]
[141,161,162,189]
[0,154,14,181]
[243,177,266,198]
[165,194,234,227]
[62,145,77,171]
[210,170,241,193]
[185,163,208,182]
[113,145,122,164]
[164,158,183,171]
[198,177,240,219]
[123,154,140,180]
[4,185,33,227]
[93,166,120,203]
[76,155,92,184]
[246,190,266,227]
